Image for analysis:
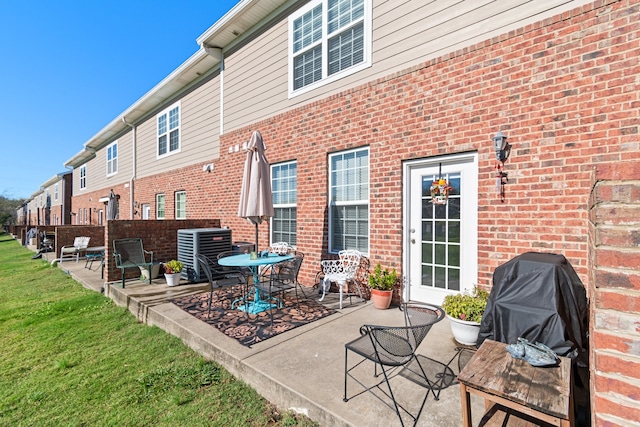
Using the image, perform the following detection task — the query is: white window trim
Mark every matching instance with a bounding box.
[175,191,186,220]
[156,194,165,220]
[288,0,372,98]
[328,146,370,254]
[106,141,118,177]
[79,165,87,190]
[156,101,182,159]
[270,161,298,245]
[54,183,59,201]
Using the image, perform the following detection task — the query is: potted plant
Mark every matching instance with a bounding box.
[163,260,184,287]
[442,286,489,345]
[368,263,398,309]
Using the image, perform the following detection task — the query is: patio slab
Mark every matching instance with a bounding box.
[46,251,486,426]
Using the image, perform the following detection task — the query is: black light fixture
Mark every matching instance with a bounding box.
[493,130,510,203]
[493,131,511,162]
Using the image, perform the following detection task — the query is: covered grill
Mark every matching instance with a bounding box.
[477,252,589,359]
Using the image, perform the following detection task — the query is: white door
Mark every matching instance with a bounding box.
[142,204,151,220]
[403,153,478,305]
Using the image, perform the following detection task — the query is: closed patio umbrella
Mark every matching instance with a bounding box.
[106,189,119,220]
[238,130,274,251]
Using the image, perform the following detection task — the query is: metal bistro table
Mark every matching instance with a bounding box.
[218,252,293,315]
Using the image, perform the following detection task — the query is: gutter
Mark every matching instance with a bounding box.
[122,117,136,219]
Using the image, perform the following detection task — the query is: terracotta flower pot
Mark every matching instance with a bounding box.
[370,288,393,309]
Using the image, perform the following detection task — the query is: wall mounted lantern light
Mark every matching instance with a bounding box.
[493,130,510,203]
[493,131,510,162]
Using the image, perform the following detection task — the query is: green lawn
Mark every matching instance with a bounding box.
[0,232,317,427]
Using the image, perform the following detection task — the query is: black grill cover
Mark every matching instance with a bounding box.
[477,252,588,358]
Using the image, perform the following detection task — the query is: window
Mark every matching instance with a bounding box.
[328,147,369,253]
[289,0,370,95]
[271,161,297,245]
[79,165,86,189]
[157,102,181,157]
[175,191,186,219]
[156,194,165,219]
[54,183,59,201]
[107,142,118,175]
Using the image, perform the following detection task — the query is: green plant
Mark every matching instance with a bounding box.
[368,263,398,291]
[164,260,184,274]
[441,286,489,323]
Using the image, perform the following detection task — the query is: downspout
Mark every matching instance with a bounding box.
[219,52,225,134]
[202,45,224,134]
[122,117,136,219]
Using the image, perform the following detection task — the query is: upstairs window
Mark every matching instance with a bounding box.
[107,142,118,176]
[79,165,87,190]
[54,183,59,201]
[289,0,370,96]
[157,102,181,157]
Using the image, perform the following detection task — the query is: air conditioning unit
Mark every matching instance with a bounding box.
[177,228,232,282]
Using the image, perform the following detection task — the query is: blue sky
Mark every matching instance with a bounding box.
[0,0,237,200]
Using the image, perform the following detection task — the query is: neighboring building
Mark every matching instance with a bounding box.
[39,172,73,225]
[27,190,43,226]
[54,1,640,425]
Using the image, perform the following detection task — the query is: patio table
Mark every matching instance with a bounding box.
[458,339,573,427]
[85,246,105,278]
[218,253,293,314]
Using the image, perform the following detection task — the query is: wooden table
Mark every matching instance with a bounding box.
[458,339,573,427]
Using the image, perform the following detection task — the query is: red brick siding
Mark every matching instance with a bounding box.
[62,0,640,296]
[103,219,220,282]
[589,161,640,426]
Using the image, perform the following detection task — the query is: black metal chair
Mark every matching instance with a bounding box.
[343,303,445,427]
[255,254,304,326]
[196,253,247,315]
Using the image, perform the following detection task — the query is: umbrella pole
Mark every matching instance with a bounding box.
[255,223,259,252]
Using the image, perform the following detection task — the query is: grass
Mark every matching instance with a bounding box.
[0,233,318,427]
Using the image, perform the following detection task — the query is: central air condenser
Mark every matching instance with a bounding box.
[177,228,232,282]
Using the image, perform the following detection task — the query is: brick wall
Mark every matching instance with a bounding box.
[589,162,640,426]
[72,184,130,224]
[55,225,105,257]
[108,0,640,295]
[104,219,221,283]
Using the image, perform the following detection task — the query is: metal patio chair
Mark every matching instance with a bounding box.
[112,238,153,288]
[59,236,90,264]
[344,303,445,427]
[319,249,364,309]
[256,253,304,327]
[196,253,247,315]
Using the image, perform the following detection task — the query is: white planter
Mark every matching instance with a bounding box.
[164,272,182,287]
[139,263,161,280]
[447,315,481,346]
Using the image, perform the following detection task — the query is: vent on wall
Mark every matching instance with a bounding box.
[177,228,232,282]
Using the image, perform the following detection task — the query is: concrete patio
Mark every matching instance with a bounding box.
[44,250,486,426]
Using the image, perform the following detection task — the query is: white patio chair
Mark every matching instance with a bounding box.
[319,249,364,309]
[59,236,90,264]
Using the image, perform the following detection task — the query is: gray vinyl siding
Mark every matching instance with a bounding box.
[42,182,62,208]
[137,77,220,179]
[222,0,592,133]
[72,134,132,194]
[224,22,289,132]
